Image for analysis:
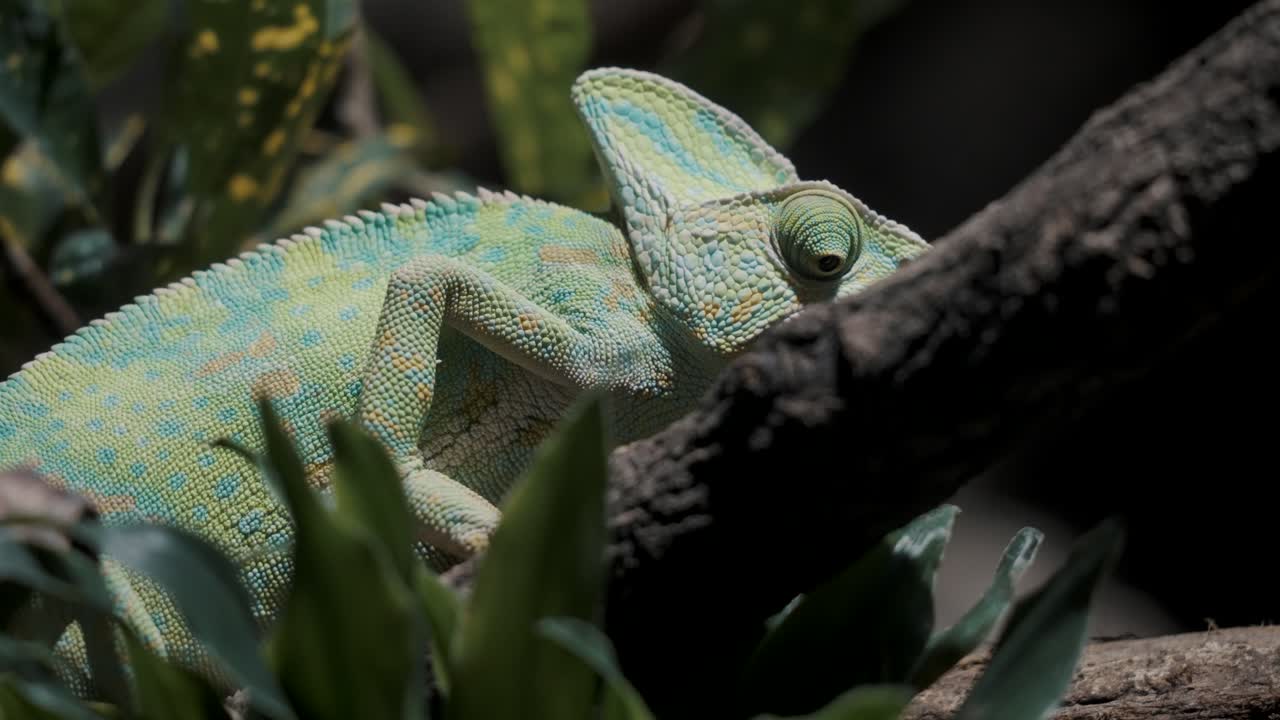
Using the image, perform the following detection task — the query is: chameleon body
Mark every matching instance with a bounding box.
[0,68,928,687]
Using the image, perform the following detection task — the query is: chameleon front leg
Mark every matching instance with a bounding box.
[355,255,617,562]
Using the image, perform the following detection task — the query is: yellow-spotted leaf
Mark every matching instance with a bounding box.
[50,0,169,91]
[463,0,603,209]
[158,0,356,265]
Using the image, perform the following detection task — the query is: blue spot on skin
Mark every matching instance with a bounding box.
[218,407,238,422]
[262,287,288,303]
[192,506,209,523]
[58,391,72,401]
[47,419,65,432]
[352,276,375,290]
[113,425,128,437]
[131,402,146,414]
[215,474,239,499]
[482,247,506,262]
[238,510,263,535]
[103,395,120,409]
[290,304,313,318]
[338,354,357,372]
[156,448,171,461]
[267,531,290,548]
[550,288,574,304]
[144,370,161,382]
[0,423,13,441]
[197,452,216,468]
[156,419,181,438]
[19,401,49,418]
[86,384,99,395]
[307,276,324,288]
[346,380,362,398]
[168,473,187,490]
[159,399,176,411]
[194,397,210,410]
[87,418,104,431]
[97,448,116,464]
[130,462,146,478]
[338,306,359,322]
[301,330,322,348]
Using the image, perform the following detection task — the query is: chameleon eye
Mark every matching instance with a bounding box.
[775,190,861,281]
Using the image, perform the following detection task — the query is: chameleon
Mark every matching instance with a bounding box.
[0,67,929,689]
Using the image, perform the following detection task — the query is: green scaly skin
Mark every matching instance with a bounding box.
[0,68,930,690]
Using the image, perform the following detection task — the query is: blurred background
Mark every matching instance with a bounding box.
[1,0,1272,637]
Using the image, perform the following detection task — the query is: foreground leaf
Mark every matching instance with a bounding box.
[260,399,422,720]
[757,684,913,720]
[537,617,654,720]
[909,527,1042,689]
[417,568,461,698]
[91,524,293,720]
[124,630,226,720]
[740,505,958,716]
[954,519,1125,720]
[52,0,169,90]
[446,390,610,720]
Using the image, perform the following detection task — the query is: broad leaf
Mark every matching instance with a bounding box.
[954,519,1125,720]
[260,399,423,720]
[417,567,460,699]
[51,0,169,90]
[158,0,356,264]
[91,524,294,720]
[463,0,602,208]
[446,390,610,720]
[0,0,104,212]
[740,505,958,716]
[537,617,654,720]
[124,630,227,720]
[756,684,913,720]
[0,674,100,720]
[909,527,1042,689]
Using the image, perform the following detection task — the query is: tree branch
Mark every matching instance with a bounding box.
[904,626,1280,719]
[445,0,1280,713]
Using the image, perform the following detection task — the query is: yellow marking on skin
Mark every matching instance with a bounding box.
[248,332,277,358]
[701,301,721,320]
[251,4,319,52]
[263,129,286,156]
[390,351,428,372]
[197,351,246,378]
[517,314,540,333]
[539,246,598,264]
[238,88,260,106]
[414,383,433,403]
[228,174,260,202]
[729,289,764,324]
[191,30,219,58]
[252,369,302,399]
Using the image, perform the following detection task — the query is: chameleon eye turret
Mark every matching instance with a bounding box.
[775,189,861,281]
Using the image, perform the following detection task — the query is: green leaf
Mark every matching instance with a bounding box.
[909,527,1042,690]
[89,524,294,720]
[0,675,102,720]
[51,0,169,90]
[536,617,654,720]
[954,519,1125,720]
[124,629,227,720]
[0,530,112,614]
[0,138,73,254]
[756,684,913,720]
[327,418,416,582]
[158,0,356,264]
[739,505,959,717]
[416,567,461,699]
[260,398,423,720]
[463,0,603,208]
[266,131,418,237]
[663,0,908,148]
[0,0,105,213]
[363,25,440,162]
[48,227,116,286]
[446,390,611,720]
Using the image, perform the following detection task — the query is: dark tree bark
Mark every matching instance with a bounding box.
[445,0,1280,714]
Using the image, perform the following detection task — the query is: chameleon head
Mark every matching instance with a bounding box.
[572,67,929,356]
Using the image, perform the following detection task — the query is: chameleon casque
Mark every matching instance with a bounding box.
[0,68,929,687]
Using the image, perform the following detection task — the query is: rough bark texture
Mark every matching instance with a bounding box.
[905,626,1280,719]
[444,0,1280,714]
